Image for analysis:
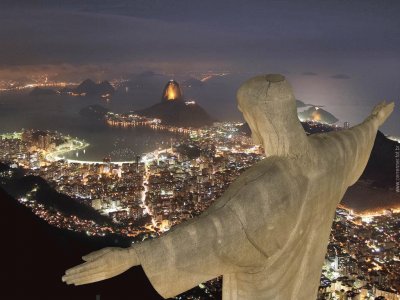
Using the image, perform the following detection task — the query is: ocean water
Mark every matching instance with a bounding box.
[0,92,179,161]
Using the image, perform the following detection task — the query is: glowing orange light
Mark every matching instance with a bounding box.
[165,84,176,100]
[311,111,321,121]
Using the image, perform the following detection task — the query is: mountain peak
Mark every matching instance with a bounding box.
[75,79,114,96]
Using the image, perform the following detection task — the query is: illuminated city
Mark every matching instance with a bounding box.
[1,1,400,299]
[1,115,399,299]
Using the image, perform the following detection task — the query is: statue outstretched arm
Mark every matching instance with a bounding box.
[369,100,395,127]
[63,205,266,298]
[344,101,394,186]
[62,246,139,286]
[315,101,394,187]
[134,204,267,298]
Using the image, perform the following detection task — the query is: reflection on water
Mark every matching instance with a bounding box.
[62,126,178,161]
[0,92,179,160]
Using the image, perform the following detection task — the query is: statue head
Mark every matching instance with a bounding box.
[237,74,308,157]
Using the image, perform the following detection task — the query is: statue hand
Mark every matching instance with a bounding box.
[62,247,139,286]
[371,101,395,126]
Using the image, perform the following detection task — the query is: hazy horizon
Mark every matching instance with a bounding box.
[0,0,399,135]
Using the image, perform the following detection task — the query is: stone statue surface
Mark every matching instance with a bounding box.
[62,74,394,299]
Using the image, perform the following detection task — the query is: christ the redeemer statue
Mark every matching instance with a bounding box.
[63,74,394,299]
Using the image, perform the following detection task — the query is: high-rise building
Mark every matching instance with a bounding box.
[29,131,51,150]
[343,121,350,129]
[37,134,51,149]
[91,199,102,210]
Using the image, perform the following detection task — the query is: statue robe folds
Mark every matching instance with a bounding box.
[135,108,384,299]
[134,158,329,299]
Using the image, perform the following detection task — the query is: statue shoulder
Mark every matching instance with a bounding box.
[207,157,277,210]
[217,156,310,257]
[198,156,310,258]
[210,156,308,211]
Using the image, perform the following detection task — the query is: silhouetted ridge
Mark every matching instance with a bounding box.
[1,175,111,225]
[296,99,307,107]
[298,106,339,124]
[1,188,162,300]
[75,79,97,93]
[360,130,398,189]
[139,100,214,127]
[29,87,58,96]
[75,79,115,96]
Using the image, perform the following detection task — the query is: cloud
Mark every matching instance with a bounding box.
[0,1,399,81]
[302,72,318,76]
[330,74,351,79]
[0,9,233,67]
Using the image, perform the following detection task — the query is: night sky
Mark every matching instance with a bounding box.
[0,0,399,134]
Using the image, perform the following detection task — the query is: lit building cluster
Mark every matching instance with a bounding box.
[18,196,118,236]
[142,123,263,232]
[0,78,78,91]
[105,112,192,134]
[318,208,400,299]
[0,123,262,236]
[0,129,62,169]
[14,191,149,238]
[105,112,162,127]
[0,121,399,299]
[33,160,146,219]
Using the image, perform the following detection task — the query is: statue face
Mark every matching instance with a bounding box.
[238,104,263,146]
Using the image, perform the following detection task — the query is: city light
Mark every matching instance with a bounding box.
[1,120,399,299]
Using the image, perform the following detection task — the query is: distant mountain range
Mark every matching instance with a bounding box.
[138,100,215,127]
[76,77,215,127]
[138,79,215,127]
[29,87,58,96]
[296,99,307,107]
[74,79,115,96]
[119,71,345,123]
[28,79,115,98]
[298,106,339,124]
[296,99,339,124]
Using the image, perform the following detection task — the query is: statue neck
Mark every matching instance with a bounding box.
[259,116,309,158]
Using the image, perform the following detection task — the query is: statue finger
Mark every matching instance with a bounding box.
[65,259,104,275]
[386,101,395,113]
[73,268,122,286]
[62,268,105,284]
[72,273,109,286]
[82,247,114,262]
[62,266,103,284]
